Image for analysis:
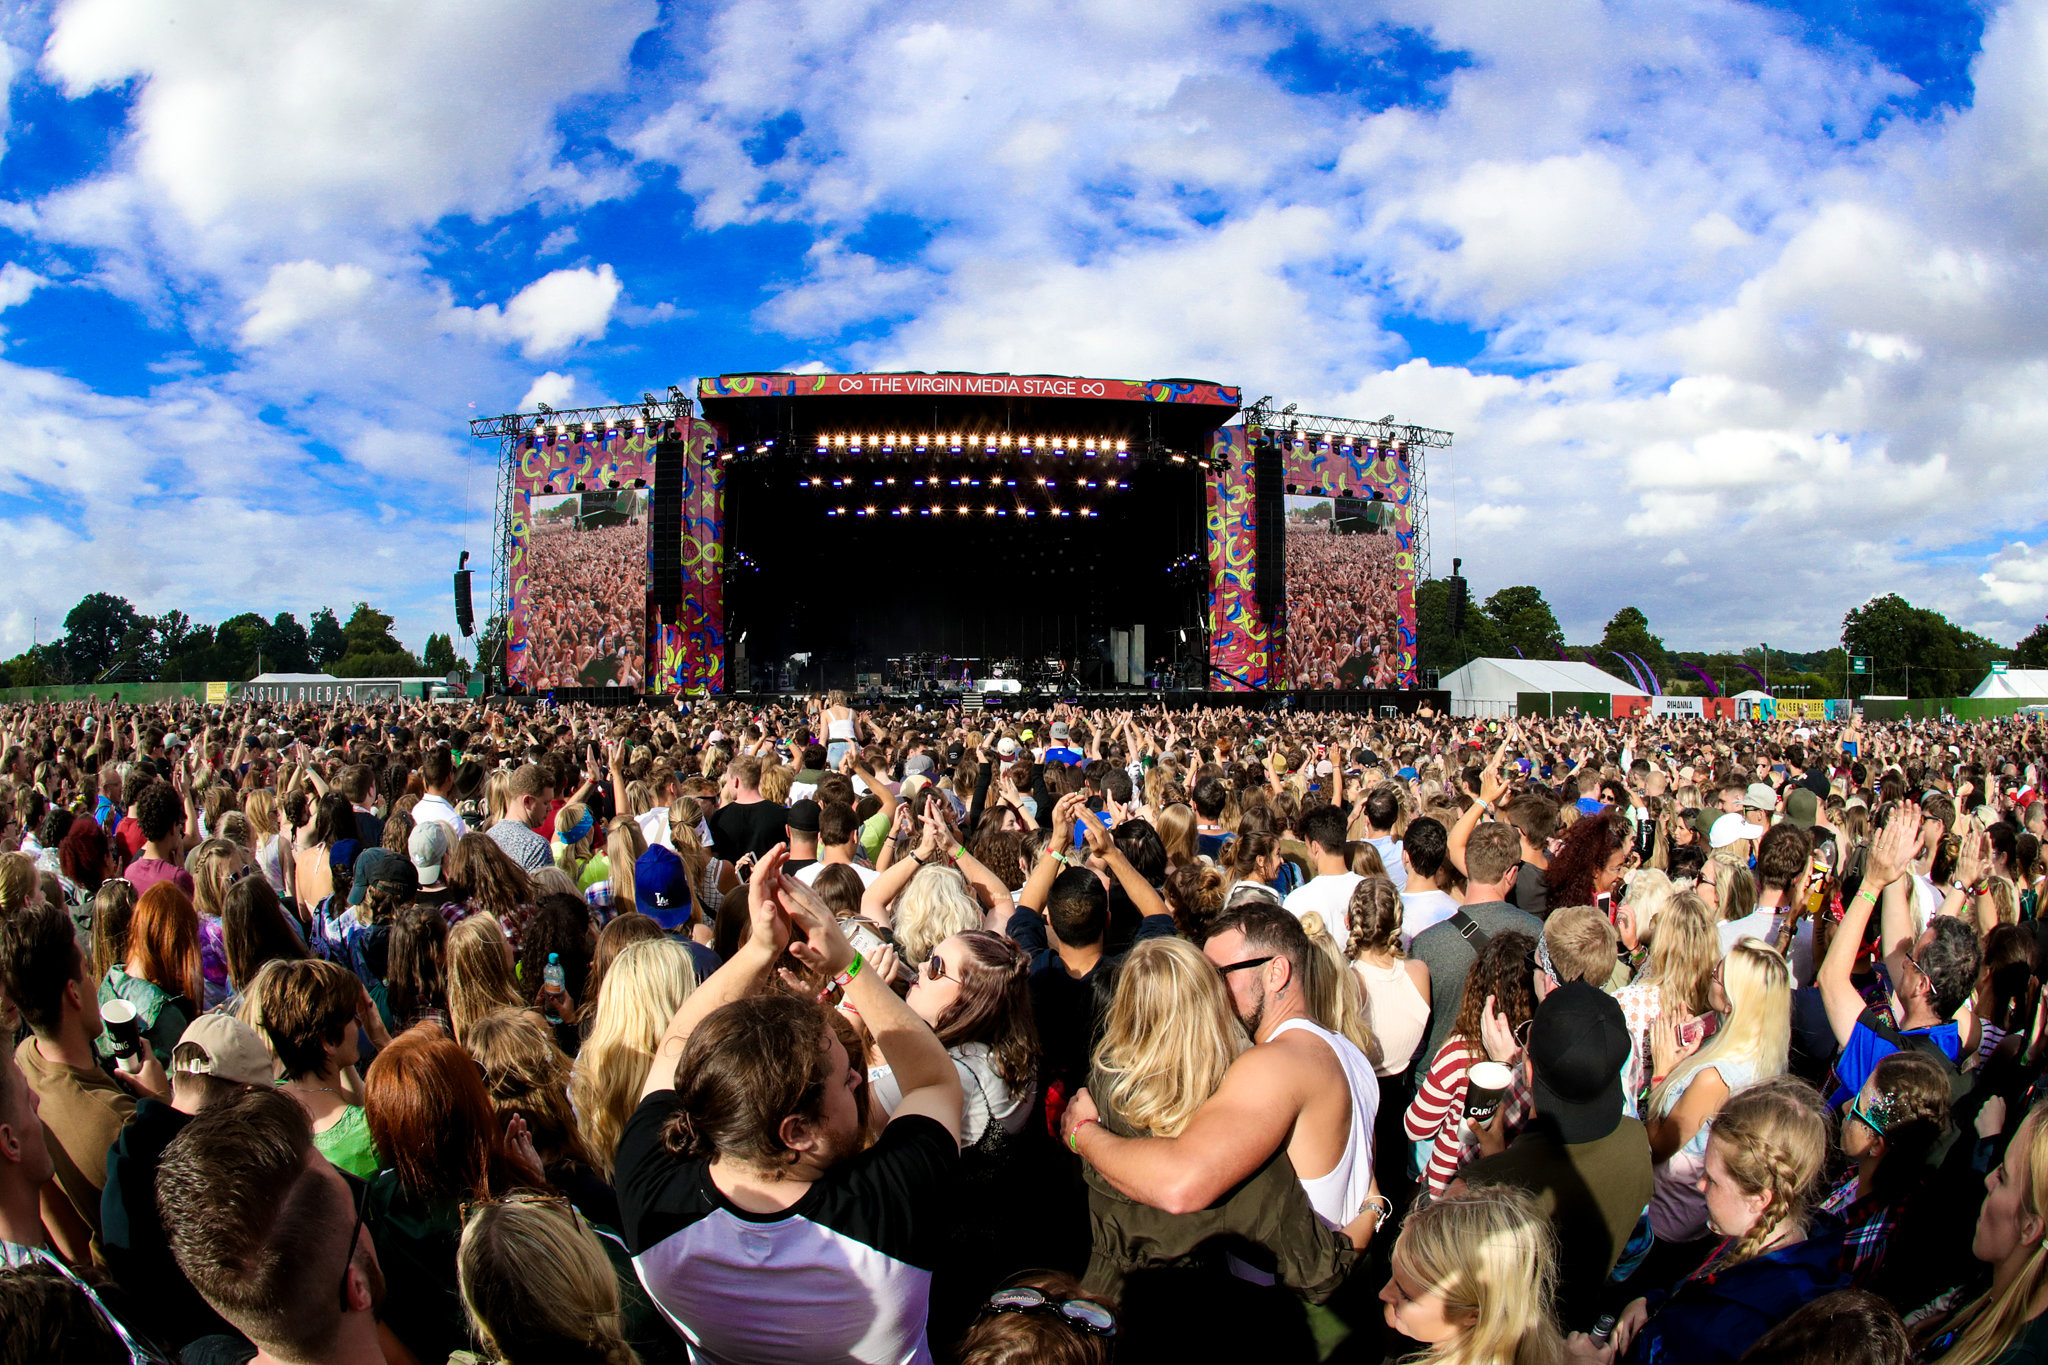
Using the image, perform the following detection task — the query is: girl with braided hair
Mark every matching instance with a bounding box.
[1581,1075,1846,1365]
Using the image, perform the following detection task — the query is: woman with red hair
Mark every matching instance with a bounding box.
[99,881,202,1063]
[364,1022,550,1364]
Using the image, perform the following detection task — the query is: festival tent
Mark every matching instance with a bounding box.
[1970,669,2048,700]
[1440,657,1647,717]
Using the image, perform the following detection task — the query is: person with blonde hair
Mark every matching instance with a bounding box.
[551,799,604,891]
[1611,892,1719,1115]
[1295,911,1380,1069]
[569,937,698,1180]
[189,837,250,1010]
[888,863,985,966]
[1921,1102,2048,1364]
[1643,938,1791,1264]
[1585,1076,1845,1365]
[591,814,646,917]
[1082,936,1362,1309]
[465,1008,613,1221]
[446,912,527,1045]
[1345,875,1431,1080]
[458,1194,639,1365]
[1381,1184,1566,1365]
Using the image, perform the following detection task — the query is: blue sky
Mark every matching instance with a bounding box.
[1,0,2043,661]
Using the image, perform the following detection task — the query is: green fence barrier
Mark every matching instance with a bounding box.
[0,682,217,705]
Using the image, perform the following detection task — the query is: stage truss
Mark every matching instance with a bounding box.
[1239,397,1452,579]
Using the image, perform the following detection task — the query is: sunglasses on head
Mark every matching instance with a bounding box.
[982,1286,1117,1337]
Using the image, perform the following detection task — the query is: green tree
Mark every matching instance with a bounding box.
[1483,585,1565,660]
[308,608,347,666]
[214,612,270,680]
[422,633,459,674]
[1841,593,2002,698]
[1415,577,1500,674]
[340,603,405,656]
[264,613,310,674]
[474,613,509,679]
[1598,607,1667,680]
[61,592,141,682]
[2017,621,2048,671]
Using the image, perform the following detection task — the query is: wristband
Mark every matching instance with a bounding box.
[832,952,864,991]
[1067,1117,1099,1152]
[908,851,925,866]
[1046,850,1069,867]
[953,844,969,862]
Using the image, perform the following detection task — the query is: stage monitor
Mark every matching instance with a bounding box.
[1282,492,1412,690]
[513,488,650,689]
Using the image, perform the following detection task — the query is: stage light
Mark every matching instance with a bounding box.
[607,479,619,489]
[542,483,555,494]
[810,476,822,486]
[957,503,970,514]
[763,439,774,448]
[885,476,896,485]
[1115,439,1128,453]
[1084,437,1097,451]
[1051,506,1065,517]
[1081,507,1092,517]
[1021,508,1034,517]
[1171,452,1186,463]
[719,450,733,462]
[1006,478,1017,486]
[832,433,846,447]
[816,444,828,453]
[864,505,876,515]
[898,504,910,515]
[1038,476,1050,485]
[1000,433,1013,447]
[927,475,940,486]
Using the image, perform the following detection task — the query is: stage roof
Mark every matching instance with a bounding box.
[697,371,1241,455]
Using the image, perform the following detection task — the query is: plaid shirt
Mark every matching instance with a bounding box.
[1821,1172,1903,1284]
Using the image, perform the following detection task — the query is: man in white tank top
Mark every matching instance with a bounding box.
[1063,902,1383,1244]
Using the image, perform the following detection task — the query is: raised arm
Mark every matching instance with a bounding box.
[640,846,787,1101]
[1078,805,1167,920]
[784,874,962,1140]
[1821,806,1917,1047]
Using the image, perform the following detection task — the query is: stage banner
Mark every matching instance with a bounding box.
[1776,698,1828,720]
[1651,697,1704,717]
[1204,426,1267,690]
[700,372,1240,407]
[1276,441,1419,689]
[653,417,724,695]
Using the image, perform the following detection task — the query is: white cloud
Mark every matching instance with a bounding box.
[41,0,657,235]
[1663,548,1690,566]
[240,260,374,344]
[520,371,578,411]
[458,265,622,358]
[1982,542,2048,610]
[539,226,579,256]
[0,262,46,311]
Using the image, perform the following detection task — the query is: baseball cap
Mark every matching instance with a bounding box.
[945,741,965,765]
[1050,722,1071,741]
[329,838,362,874]
[635,845,693,931]
[1743,782,1778,812]
[349,848,418,905]
[1527,982,1630,1144]
[786,798,821,834]
[173,1014,275,1087]
[410,820,451,882]
[996,737,1019,758]
[1019,728,1036,742]
[903,753,935,777]
[1783,788,1819,830]
[1710,812,1767,849]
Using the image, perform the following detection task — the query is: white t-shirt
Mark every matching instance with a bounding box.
[1717,907,1781,957]
[1399,889,1460,949]
[636,806,672,851]
[796,860,880,889]
[1283,871,1363,943]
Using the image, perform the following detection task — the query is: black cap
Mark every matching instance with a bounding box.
[786,798,821,834]
[1527,982,1630,1145]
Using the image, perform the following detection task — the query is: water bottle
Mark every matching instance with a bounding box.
[1591,1314,1617,1346]
[543,952,565,1021]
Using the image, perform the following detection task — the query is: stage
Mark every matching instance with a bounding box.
[522,684,1452,716]
[470,370,1451,698]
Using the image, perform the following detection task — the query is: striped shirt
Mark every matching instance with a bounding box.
[1403,1038,1533,1195]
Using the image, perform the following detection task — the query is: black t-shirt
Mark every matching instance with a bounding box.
[1510,860,1549,918]
[615,1093,957,1364]
[706,799,791,863]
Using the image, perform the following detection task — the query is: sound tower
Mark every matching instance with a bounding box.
[1449,556,1468,635]
[648,435,686,661]
[1253,439,1285,623]
[453,568,474,637]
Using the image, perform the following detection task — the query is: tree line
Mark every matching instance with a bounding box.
[0,592,482,688]
[1415,580,2048,700]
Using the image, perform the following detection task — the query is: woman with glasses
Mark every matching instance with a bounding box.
[1818,1049,1950,1292]
[871,928,1036,1149]
[1641,938,1791,1288]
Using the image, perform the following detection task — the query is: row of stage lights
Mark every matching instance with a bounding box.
[801,475,1128,490]
[1248,428,1409,460]
[805,432,1130,455]
[826,505,1099,518]
[528,419,661,444]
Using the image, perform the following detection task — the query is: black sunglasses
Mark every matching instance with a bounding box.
[1217,955,1275,977]
[983,1286,1117,1337]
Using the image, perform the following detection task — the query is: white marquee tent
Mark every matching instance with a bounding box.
[1440,657,1648,716]
[1970,669,2048,700]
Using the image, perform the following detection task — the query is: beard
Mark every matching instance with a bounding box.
[1241,979,1269,1041]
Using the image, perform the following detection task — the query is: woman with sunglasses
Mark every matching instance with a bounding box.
[1818,1049,1951,1292]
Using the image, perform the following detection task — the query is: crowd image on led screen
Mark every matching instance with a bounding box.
[519,491,649,690]
[1284,495,1411,691]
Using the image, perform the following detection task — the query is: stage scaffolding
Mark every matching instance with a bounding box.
[1238,397,1453,579]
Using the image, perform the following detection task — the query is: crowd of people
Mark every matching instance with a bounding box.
[517,502,649,690]
[1280,514,1410,690]
[0,692,2046,1365]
